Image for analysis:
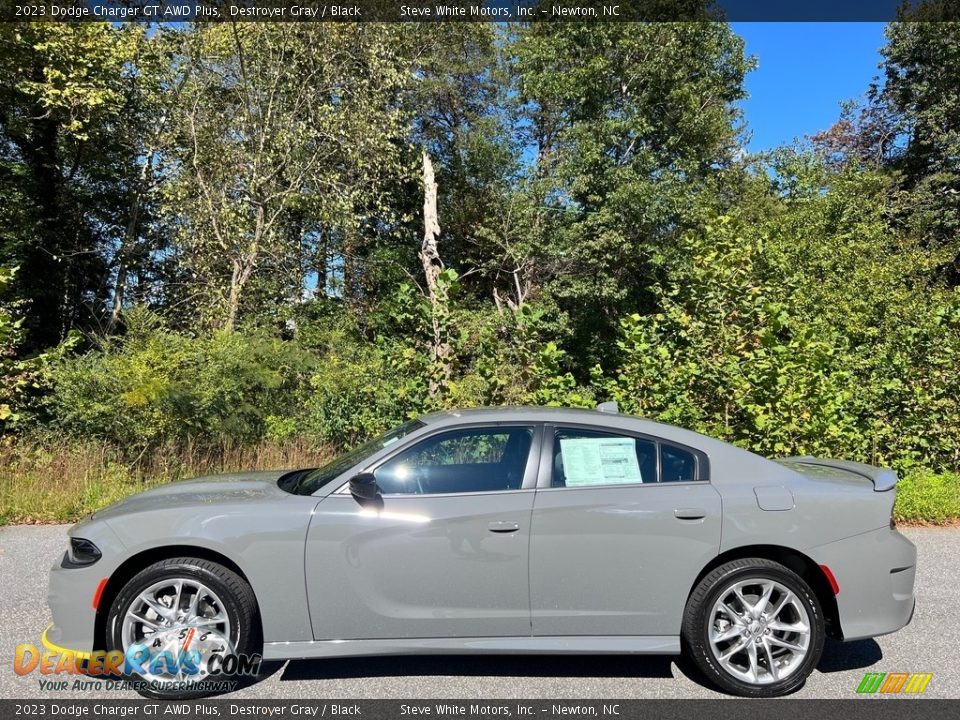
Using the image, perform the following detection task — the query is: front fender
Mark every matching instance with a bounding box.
[102,493,319,644]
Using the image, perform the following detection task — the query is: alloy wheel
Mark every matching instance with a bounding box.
[707,577,811,685]
[120,578,233,682]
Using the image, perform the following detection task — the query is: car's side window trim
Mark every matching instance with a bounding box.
[334,422,544,497]
[537,422,710,490]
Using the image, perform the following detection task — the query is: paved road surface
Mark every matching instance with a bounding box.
[1,525,957,699]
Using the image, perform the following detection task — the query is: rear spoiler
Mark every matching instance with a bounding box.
[783,456,898,492]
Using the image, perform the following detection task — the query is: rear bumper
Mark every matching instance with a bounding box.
[807,527,917,641]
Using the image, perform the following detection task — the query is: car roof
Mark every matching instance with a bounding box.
[418,405,622,425]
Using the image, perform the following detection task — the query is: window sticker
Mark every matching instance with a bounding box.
[559,437,643,486]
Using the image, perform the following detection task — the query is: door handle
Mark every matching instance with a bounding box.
[674,508,707,520]
[488,521,520,533]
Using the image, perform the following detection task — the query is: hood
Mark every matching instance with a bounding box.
[91,470,291,521]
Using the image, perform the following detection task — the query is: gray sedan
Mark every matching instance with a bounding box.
[46,405,916,698]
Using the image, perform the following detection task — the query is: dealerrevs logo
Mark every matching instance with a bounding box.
[856,672,933,695]
[15,626,260,693]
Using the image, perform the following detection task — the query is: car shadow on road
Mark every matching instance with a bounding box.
[278,654,678,681]
[816,638,883,673]
[224,640,880,697]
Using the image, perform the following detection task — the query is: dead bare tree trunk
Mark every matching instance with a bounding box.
[419,150,451,396]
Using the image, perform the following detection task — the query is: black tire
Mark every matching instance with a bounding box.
[682,558,825,697]
[106,557,261,699]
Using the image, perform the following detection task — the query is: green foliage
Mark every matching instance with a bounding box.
[512,22,753,367]
[895,470,960,525]
[879,20,960,261]
[0,267,55,427]
[163,24,413,330]
[0,23,152,350]
[43,311,314,451]
[302,340,430,447]
[0,266,23,423]
[599,216,864,457]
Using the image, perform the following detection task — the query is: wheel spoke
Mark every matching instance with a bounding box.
[768,619,809,634]
[761,639,779,681]
[733,586,754,615]
[768,592,791,619]
[745,641,759,683]
[173,580,184,614]
[719,601,744,624]
[718,638,746,661]
[127,612,160,630]
[191,616,227,628]
[187,586,201,619]
[767,634,806,652]
[753,582,774,616]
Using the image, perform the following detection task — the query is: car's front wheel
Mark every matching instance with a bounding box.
[105,557,261,699]
[682,558,825,697]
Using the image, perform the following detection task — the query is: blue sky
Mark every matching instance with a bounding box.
[733,23,888,152]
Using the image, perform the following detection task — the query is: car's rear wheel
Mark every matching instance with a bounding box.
[682,558,825,697]
[106,557,260,699]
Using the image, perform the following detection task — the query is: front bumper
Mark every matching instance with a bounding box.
[47,521,126,655]
[47,556,105,655]
[808,526,917,641]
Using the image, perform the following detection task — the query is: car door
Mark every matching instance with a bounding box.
[529,424,722,637]
[305,423,540,640]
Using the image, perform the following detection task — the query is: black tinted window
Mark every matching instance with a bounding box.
[661,444,697,482]
[284,419,424,495]
[375,427,533,495]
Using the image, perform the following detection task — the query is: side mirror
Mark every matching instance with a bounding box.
[349,472,383,509]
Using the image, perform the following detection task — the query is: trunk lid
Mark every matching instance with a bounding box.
[776,456,898,492]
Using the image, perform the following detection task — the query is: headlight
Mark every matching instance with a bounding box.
[64,537,102,567]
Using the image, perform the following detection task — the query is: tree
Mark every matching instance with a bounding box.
[512,22,752,373]
[878,19,960,281]
[0,23,147,349]
[814,15,960,285]
[164,24,410,330]
[418,150,453,396]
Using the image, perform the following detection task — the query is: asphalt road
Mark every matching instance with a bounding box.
[1,524,957,700]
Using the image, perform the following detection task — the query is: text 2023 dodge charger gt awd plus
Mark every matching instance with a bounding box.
[47,406,916,697]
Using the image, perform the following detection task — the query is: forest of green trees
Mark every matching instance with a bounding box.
[1,19,959,523]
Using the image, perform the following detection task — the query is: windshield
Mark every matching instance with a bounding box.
[282,419,425,495]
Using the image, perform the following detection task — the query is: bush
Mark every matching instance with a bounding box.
[41,312,314,452]
[600,217,867,459]
[301,340,430,446]
[895,470,960,525]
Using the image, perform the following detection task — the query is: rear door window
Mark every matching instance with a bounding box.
[551,428,705,487]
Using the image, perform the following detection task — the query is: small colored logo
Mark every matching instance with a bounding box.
[856,672,933,695]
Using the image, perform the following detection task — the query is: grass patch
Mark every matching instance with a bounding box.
[0,438,333,525]
[894,469,960,525]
